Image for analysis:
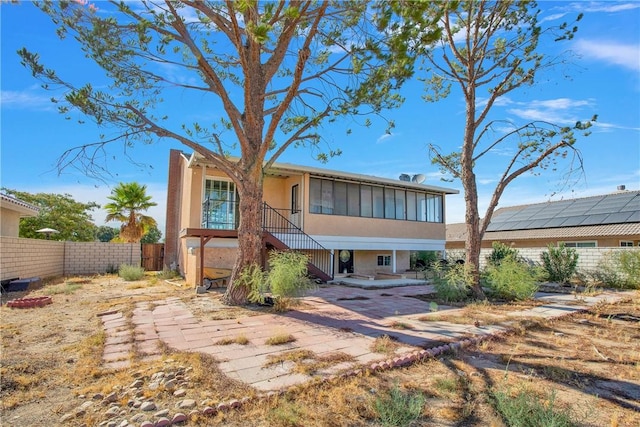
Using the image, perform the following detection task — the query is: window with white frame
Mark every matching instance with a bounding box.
[202,178,238,229]
[620,241,634,247]
[377,255,391,266]
[561,241,597,248]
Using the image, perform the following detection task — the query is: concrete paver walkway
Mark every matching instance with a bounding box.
[100,283,636,391]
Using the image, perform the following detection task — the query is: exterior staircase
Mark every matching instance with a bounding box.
[262,203,333,282]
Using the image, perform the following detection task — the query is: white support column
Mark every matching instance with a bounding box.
[392,249,397,273]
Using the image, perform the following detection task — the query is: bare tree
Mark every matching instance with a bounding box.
[18,1,441,304]
[416,1,596,297]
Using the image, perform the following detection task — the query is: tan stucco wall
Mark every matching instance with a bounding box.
[305,212,445,239]
[1,208,22,237]
[348,250,411,275]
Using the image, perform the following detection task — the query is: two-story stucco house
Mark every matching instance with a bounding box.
[164,149,458,285]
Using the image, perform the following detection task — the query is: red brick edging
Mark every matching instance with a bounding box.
[6,296,53,309]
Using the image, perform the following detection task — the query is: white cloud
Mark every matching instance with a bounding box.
[573,2,640,13]
[376,133,395,144]
[1,89,55,111]
[506,97,595,124]
[574,39,640,71]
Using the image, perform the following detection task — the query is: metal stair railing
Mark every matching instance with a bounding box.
[262,202,333,281]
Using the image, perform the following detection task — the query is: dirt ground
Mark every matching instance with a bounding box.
[1,274,638,426]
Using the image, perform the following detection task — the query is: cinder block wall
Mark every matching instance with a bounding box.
[0,237,141,281]
[64,242,141,275]
[0,237,65,280]
[446,247,640,272]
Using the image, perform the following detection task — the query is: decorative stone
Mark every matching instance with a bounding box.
[79,401,94,411]
[117,420,129,427]
[229,399,241,409]
[154,418,171,427]
[60,413,74,423]
[104,406,120,418]
[154,409,170,418]
[130,414,146,423]
[172,413,188,423]
[178,399,197,409]
[173,388,187,397]
[202,406,217,415]
[93,393,105,400]
[163,379,177,390]
[129,379,144,389]
[188,409,200,418]
[140,401,157,411]
[140,422,154,427]
[104,392,118,403]
[217,402,230,412]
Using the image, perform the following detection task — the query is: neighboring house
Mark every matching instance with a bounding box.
[0,193,39,237]
[447,190,640,250]
[165,150,458,285]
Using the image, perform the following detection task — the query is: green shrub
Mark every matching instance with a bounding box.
[266,251,315,298]
[541,244,578,283]
[486,241,520,266]
[589,250,640,289]
[411,250,439,270]
[616,250,640,288]
[431,262,473,303]
[157,267,180,280]
[118,264,145,281]
[375,384,425,427]
[237,263,267,304]
[484,257,540,301]
[490,387,577,427]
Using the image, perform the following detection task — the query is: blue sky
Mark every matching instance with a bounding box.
[1,1,639,235]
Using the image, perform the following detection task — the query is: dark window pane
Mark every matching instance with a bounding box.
[372,186,384,218]
[334,181,347,215]
[406,191,416,221]
[417,193,426,221]
[309,178,322,213]
[384,188,395,219]
[321,179,333,214]
[361,185,372,217]
[395,189,405,220]
[347,183,360,216]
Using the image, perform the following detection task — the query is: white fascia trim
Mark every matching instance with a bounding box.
[310,235,445,251]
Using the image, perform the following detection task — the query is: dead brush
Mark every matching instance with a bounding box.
[371,334,401,355]
[213,334,250,345]
[389,320,414,330]
[265,332,296,345]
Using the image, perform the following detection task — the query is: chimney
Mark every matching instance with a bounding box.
[617,185,626,191]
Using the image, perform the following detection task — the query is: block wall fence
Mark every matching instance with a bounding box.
[0,237,141,281]
[446,246,640,272]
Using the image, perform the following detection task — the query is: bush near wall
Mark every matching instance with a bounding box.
[446,247,640,274]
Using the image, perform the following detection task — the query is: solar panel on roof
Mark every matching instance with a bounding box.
[627,211,640,222]
[485,191,639,232]
[603,212,633,224]
[544,217,571,227]
[579,213,610,226]
[558,215,588,227]
[527,219,551,229]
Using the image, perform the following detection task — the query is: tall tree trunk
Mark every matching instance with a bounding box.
[461,91,486,299]
[222,164,264,305]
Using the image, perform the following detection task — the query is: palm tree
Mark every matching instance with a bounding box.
[105,182,157,243]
